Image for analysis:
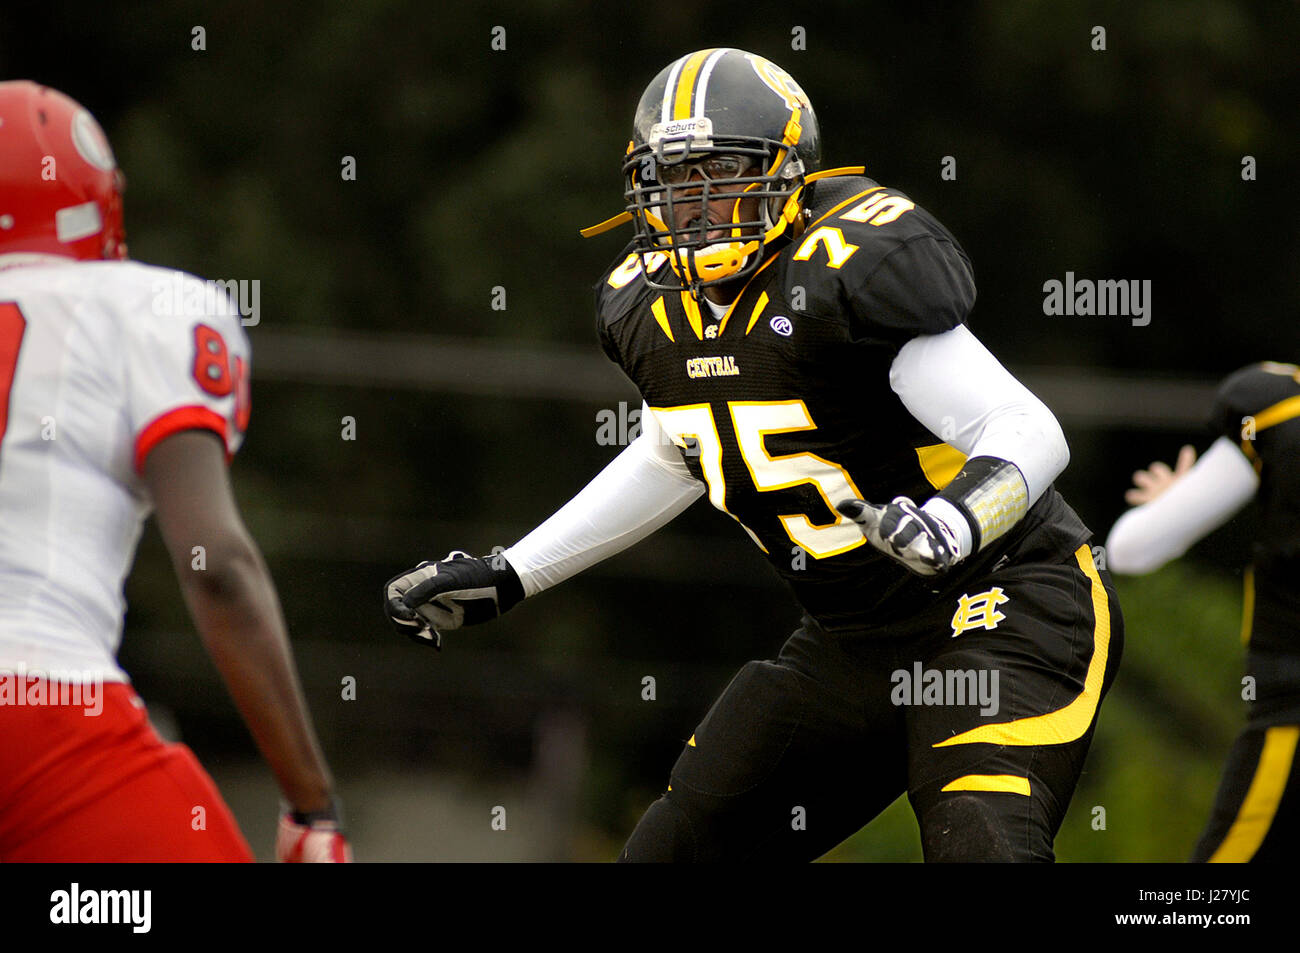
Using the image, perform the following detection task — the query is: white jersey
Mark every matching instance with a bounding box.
[0,258,250,682]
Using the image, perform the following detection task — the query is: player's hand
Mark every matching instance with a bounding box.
[1125,444,1196,505]
[276,804,352,863]
[384,550,524,648]
[837,496,962,577]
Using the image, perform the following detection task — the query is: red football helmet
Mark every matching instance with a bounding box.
[0,81,126,261]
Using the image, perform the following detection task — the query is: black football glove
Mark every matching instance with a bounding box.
[384,550,525,648]
[836,496,963,577]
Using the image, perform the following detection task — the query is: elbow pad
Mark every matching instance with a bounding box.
[934,456,1030,552]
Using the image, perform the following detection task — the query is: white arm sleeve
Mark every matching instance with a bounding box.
[888,325,1070,553]
[1104,436,1259,575]
[889,325,1070,503]
[502,403,704,596]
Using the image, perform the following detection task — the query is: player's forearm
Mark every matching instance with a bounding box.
[176,539,335,813]
[1105,436,1259,574]
[891,325,1068,499]
[890,325,1069,554]
[503,429,704,596]
[929,409,1067,553]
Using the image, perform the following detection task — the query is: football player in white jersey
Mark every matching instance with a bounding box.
[0,81,349,862]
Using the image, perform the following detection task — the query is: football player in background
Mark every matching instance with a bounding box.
[386,48,1123,861]
[1107,362,1300,861]
[0,81,349,862]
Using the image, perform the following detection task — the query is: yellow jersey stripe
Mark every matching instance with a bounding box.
[941,774,1031,796]
[934,544,1112,748]
[715,286,748,338]
[1208,725,1300,862]
[915,443,967,489]
[721,255,781,337]
[1252,393,1300,432]
[680,291,704,340]
[742,292,770,336]
[650,296,674,342]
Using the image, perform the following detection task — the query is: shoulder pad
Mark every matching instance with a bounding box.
[595,242,668,329]
[781,177,975,342]
[80,261,246,330]
[1211,361,1300,439]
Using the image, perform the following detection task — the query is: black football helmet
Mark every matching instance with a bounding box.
[620,48,822,296]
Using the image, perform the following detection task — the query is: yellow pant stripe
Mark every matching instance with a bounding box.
[941,774,1031,796]
[934,544,1111,748]
[1208,726,1299,862]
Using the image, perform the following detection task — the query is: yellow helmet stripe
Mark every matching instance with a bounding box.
[659,57,686,124]
[672,49,717,121]
[692,48,729,118]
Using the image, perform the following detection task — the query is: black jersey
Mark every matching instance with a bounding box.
[596,174,1090,630]
[1211,362,1300,659]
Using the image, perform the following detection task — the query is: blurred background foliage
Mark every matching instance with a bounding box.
[1,0,1296,860]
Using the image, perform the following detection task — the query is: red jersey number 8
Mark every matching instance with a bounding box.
[192,324,250,432]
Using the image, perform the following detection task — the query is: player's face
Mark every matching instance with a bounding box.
[662,155,761,246]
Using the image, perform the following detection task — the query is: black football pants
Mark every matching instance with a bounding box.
[619,544,1123,862]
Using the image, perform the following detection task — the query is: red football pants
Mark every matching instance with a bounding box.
[0,679,253,862]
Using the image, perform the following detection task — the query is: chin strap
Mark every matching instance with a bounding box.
[580,211,634,238]
[803,166,866,182]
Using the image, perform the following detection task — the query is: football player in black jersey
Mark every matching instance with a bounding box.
[385,48,1124,861]
[1108,362,1300,861]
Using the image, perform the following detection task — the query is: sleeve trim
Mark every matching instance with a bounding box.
[134,405,230,475]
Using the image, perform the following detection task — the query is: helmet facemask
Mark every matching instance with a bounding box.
[623,127,805,297]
